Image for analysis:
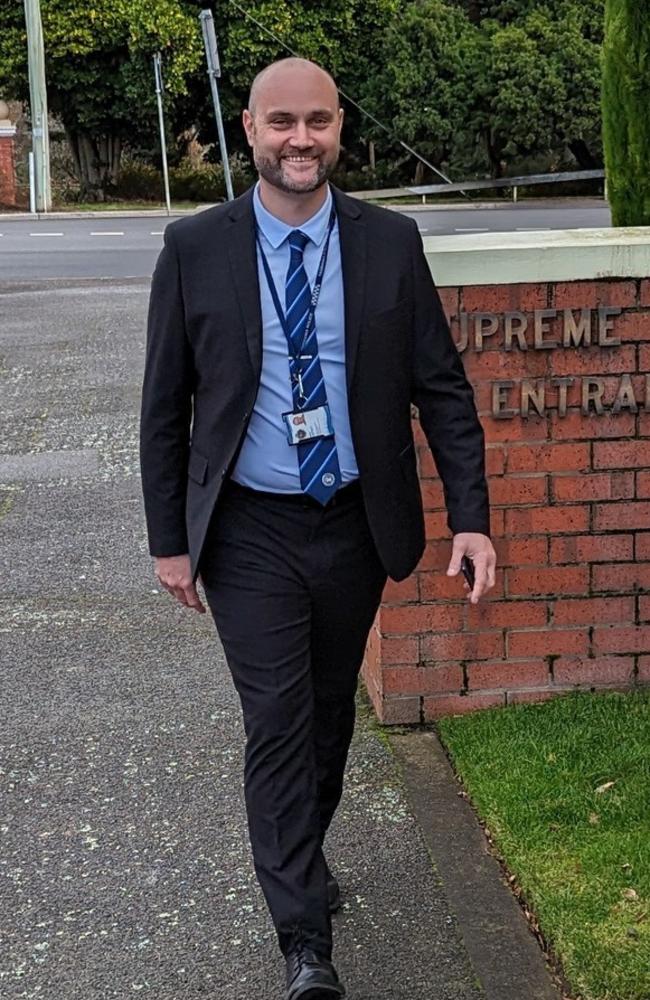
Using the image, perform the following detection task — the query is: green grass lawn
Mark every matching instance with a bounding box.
[437,690,650,1000]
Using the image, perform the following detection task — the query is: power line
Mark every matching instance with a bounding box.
[227,0,453,185]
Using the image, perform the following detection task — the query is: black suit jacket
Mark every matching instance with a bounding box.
[140,186,489,582]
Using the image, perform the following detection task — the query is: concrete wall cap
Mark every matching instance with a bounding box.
[424,226,650,286]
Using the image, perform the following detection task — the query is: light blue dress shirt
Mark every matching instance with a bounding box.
[231,183,359,492]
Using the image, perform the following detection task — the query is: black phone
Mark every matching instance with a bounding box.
[461,555,475,589]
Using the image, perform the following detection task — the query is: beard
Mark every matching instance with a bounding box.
[254,149,338,194]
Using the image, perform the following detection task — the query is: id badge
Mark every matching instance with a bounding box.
[282,404,334,446]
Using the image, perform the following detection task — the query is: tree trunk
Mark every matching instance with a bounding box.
[569,139,600,170]
[65,127,123,201]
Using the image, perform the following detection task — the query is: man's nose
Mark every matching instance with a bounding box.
[291,121,312,147]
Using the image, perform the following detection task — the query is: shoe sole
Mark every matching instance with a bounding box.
[288,988,345,1000]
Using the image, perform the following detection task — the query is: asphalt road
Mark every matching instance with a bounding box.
[0,199,610,281]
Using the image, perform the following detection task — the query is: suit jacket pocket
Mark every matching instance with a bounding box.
[187,448,208,485]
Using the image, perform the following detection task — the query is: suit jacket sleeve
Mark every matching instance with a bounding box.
[140,227,194,557]
[409,221,490,537]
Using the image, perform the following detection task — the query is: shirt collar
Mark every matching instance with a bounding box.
[253,182,334,250]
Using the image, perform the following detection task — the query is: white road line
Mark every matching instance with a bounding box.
[454,227,489,232]
[90,231,125,236]
[150,230,164,235]
[29,232,64,237]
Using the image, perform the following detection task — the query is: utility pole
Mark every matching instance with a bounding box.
[24,0,51,212]
[199,8,234,201]
[153,53,172,215]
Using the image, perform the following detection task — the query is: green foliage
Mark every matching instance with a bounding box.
[602,0,650,226]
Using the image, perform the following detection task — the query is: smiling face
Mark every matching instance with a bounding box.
[243,59,343,197]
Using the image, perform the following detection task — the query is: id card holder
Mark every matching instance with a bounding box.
[283,404,335,446]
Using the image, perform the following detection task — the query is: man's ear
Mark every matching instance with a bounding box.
[337,107,344,136]
[242,109,255,147]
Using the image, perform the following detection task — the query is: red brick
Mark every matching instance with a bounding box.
[640,344,650,371]
[381,603,464,635]
[640,280,650,307]
[425,512,451,540]
[552,280,637,309]
[613,311,650,342]
[421,480,446,510]
[506,442,590,473]
[489,475,547,506]
[508,628,589,657]
[437,286,459,319]
[417,447,438,479]
[552,596,634,626]
[507,689,567,705]
[640,413,650,436]
[637,472,650,498]
[495,536,548,567]
[467,659,549,691]
[379,696,421,724]
[507,565,588,597]
[421,630,505,662]
[549,345,636,377]
[592,562,650,592]
[639,656,650,682]
[593,441,650,470]
[553,655,635,685]
[592,625,650,654]
[506,505,590,536]
[594,502,650,531]
[419,569,505,601]
[379,636,420,665]
[467,351,549,380]
[382,575,419,604]
[422,691,506,719]
[550,412,636,440]
[550,535,634,564]
[461,283,548,313]
[639,596,650,622]
[482,415,549,444]
[637,534,650,560]
[486,447,506,475]
[383,664,463,695]
[467,599,547,629]
[552,472,634,503]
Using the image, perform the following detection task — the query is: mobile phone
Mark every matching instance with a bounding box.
[461,555,475,589]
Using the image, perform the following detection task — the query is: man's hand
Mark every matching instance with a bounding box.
[446,532,496,605]
[154,554,206,614]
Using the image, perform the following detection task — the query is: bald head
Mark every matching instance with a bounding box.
[248,58,339,119]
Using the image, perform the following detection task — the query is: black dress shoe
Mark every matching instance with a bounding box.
[285,941,346,1000]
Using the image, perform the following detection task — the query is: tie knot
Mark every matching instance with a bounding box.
[288,230,309,255]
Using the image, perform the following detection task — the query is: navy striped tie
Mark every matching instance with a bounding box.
[285,229,341,504]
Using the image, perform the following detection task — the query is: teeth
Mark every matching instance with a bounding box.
[285,156,315,162]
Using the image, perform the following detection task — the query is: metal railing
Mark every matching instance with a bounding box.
[350,169,606,203]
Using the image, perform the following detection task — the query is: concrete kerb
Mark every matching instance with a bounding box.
[386,728,564,1000]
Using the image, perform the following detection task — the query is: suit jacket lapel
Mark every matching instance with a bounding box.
[226,189,262,379]
[333,187,367,393]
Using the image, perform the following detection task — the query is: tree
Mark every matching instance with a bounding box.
[359,0,478,181]
[0,1,202,200]
[472,6,603,175]
[602,0,650,225]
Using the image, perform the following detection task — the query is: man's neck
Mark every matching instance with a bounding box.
[257,178,329,227]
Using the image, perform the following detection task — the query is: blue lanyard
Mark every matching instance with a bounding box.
[256,208,336,364]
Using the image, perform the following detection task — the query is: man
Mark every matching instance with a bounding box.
[140,57,496,1000]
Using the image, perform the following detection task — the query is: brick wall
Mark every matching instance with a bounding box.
[363,277,650,723]
[0,133,18,207]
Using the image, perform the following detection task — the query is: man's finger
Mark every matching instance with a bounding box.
[184,582,206,614]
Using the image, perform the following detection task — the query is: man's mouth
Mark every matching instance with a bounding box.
[282,155,318,163]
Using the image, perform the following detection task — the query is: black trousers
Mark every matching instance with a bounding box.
[199,480,387,959]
